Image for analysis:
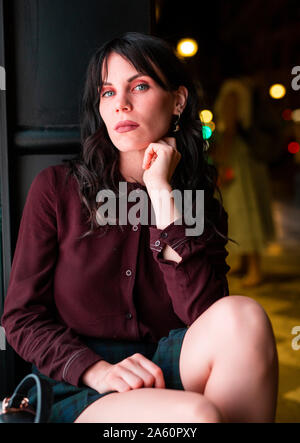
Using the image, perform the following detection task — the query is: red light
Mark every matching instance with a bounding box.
[288,142,300,154]
[282,109,292,120]
[224,167,235,181]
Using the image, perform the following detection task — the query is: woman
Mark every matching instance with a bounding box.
[212,78,276,287]
[1,32,278,423]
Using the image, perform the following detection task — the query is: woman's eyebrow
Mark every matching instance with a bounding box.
[102,73,147,86]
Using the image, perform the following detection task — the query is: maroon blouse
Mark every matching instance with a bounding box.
[1,164,230,387]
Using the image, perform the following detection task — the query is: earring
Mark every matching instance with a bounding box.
[173,111,181,133]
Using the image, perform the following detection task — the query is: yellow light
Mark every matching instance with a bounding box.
[291,109,300,122]
[199,110,213,124]
[177,38,198,57]
[269,83,286,99]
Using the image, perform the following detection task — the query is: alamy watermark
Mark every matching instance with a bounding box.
[0,66,5,91]
[291,66,300,91]
[0,326,6,351]
[291,326,300,351]
[96,182,204,236]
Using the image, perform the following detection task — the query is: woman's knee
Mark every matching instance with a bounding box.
[192,296,276,361]
[193,397,223,423]
[211,295,273,336]
[175,391,223,423]
[213,296,277,366]
[184,295,277,367]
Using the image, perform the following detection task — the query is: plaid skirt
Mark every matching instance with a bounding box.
[27,327,188,423]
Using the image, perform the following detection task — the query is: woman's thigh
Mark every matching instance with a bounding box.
[74,387,221,423]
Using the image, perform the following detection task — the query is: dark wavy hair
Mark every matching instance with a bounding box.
[65,31,232,243]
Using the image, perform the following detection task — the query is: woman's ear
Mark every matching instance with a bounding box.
[173,86,188,114]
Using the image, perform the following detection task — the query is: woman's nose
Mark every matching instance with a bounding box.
[116,103,132,112]
[115,97,132,112]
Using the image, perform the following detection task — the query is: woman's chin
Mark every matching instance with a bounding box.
[113,141,150,152]
[111,129,170,152]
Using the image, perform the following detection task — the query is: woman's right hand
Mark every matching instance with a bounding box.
[81,353,166,394]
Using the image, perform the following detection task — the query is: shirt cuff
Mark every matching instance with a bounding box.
[62,347,103,387]
[149,222,187,252]
[149,215,206,253]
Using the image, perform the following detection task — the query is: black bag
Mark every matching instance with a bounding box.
[0,373,53,423]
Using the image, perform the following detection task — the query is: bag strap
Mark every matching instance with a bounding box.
[7,374,53,423]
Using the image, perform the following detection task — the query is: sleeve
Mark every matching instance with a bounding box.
[1,166,102,387]
[148,198,230,326]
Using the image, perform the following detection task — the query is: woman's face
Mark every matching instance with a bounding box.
[98,52,178,152]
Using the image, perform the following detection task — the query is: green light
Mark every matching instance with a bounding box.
[202,125,212,140]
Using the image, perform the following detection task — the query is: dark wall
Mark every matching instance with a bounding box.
[4,0,153,259]
[13,0,151,127]
[0,0,154,396]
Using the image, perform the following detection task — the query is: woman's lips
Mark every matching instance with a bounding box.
[114,120,140,133]
[115,125,139,133]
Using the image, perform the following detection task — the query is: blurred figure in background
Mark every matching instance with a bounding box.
[211,78,276,287]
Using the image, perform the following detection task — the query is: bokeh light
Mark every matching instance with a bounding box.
[291,109,300,123]
[269,83,286,99]
[177,38,198,57]
[199,109,213,123]
[202,125,212,140]
[288,142,300,154]
[207,121,216,132]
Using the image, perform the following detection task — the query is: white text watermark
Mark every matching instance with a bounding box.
[291,326,300,350]
[291,66,300,91]
[0,326,6,351]
[0,66,5,91]
[96,183,204,236]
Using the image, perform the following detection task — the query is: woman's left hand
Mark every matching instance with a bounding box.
[142,137,181,187]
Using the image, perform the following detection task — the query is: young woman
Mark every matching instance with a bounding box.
[1,32,278,423]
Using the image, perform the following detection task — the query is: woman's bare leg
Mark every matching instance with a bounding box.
[74,388,222,423]
[75,295,278,423]
[179,295,278,422]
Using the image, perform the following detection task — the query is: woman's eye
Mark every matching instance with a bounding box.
[101,83,149,97]
[133,83,149,91]
[102,90,114,97]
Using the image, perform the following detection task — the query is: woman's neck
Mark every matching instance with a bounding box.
[119,149,146,186]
